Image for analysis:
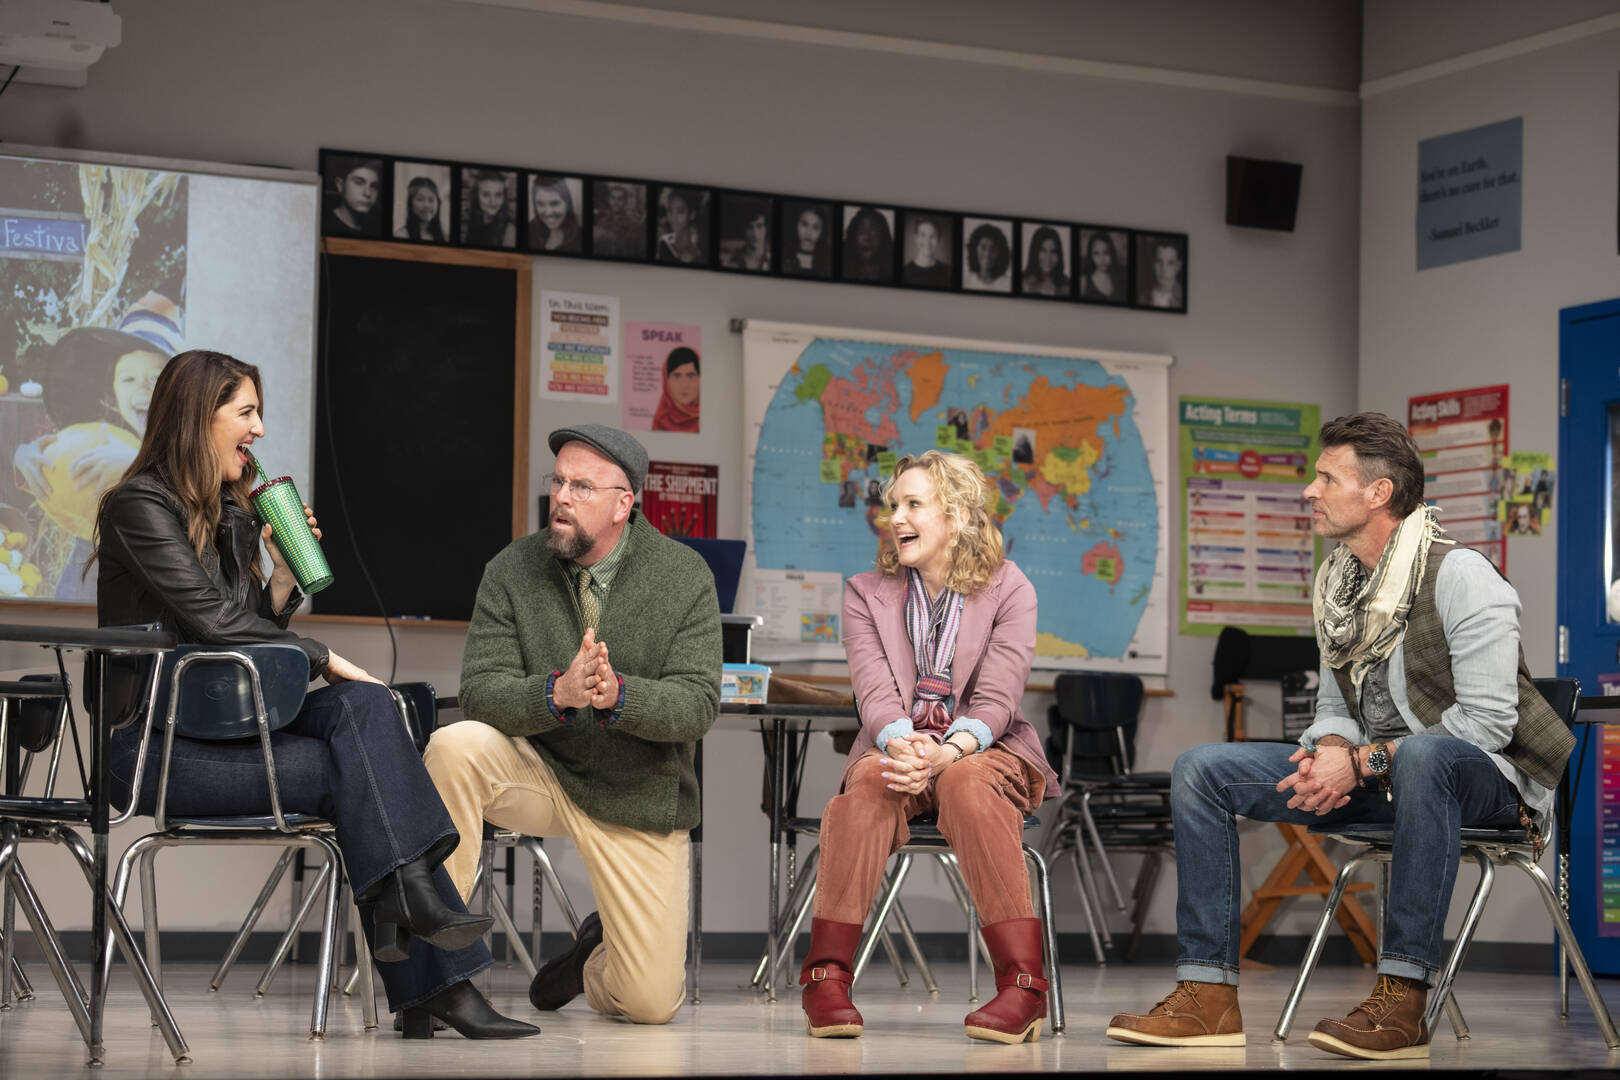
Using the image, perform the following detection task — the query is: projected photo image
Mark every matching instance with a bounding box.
[0,159,187,600]
[1,151,317,605]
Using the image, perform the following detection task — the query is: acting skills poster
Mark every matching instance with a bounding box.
[1407,384,1508,569]
[1180,397,1320,636]
[538,290,619,402]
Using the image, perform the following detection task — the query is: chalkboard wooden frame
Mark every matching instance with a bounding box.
[305,237,530,626]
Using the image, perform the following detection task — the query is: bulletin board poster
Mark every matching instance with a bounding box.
[1407,384,1508,570]
[1180,397,1320,636]
[538,290,619,402]
[622,322,701,433]
[640,460,717,538]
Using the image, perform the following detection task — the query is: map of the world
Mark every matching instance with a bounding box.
[742,325,1170,672]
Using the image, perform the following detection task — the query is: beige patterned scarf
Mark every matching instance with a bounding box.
[1314,504,1453,692]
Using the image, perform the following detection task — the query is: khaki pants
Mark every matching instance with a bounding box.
[423,720,689,1024]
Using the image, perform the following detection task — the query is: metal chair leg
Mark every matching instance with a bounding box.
[1024,843,1065,1035]
[853,853,913,985]
[755,845,819,989]
[489,886,537,978]
[1068,825,1115,950]
[1273,848,1378,1041]
[212,848,296,990]
[306,838,345,1039]
[886,892,938,993]
[5,856,94,1044]
[353,900,378,1030]
[138,844,163,994]
[1080,792,1128,912]
[1065,839,1108,963]
[1422,848,1493,1040]
[54,827,190,1063]
[1506,850,1620,1048]
[258,858,332,996]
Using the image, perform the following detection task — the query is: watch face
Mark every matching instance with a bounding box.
[1368,746,1390,774]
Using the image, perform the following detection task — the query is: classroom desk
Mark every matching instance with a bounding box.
[0,623,179,1064]
[713,703,859,1001]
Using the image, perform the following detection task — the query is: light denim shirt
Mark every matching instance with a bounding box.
[1298,546,1552,822]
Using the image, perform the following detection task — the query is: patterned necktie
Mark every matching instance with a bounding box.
[576,567,599,631]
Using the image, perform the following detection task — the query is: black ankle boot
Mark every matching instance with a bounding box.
[372,857,492,963]
[400,980,541,1040]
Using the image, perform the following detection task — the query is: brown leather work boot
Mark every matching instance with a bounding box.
[1307,974,1431,1060]
[1105,980,1244,1046]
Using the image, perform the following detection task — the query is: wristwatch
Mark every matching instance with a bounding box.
[1365,742,1392,801]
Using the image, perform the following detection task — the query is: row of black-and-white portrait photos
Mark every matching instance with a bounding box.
[320,150,1188,312]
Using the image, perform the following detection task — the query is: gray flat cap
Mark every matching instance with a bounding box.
[548,424,649,493]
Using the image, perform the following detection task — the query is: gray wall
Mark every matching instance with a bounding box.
[1358,12,1620,943]
[6,0,1361,940]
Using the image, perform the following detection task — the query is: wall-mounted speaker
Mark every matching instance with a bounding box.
[1226,156,1302,232]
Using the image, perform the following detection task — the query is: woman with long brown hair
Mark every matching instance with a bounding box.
[93,349,538,1040]
[799,450,1058,1044]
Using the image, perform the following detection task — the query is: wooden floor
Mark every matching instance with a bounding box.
[1,959,1616,1076]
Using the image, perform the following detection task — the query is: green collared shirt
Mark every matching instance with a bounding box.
[569,523,632,610]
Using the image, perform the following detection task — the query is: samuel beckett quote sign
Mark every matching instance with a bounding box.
[1416,117,1522,270]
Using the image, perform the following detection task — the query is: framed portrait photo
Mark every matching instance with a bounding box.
[525,173,586,255]
[961,216,1014,294]
[898,210,955,290]
[1016,221,1073,299]
[1133,231,1189,313]
[457,165,520,250]
[779,198,834,279]
[1077,227,1132,305]
[591,178,650,261]
[390,160,453,245]
[654,184,713,268]
[319,150,387,238]
[841,204,896,285]
[717,191,774,273]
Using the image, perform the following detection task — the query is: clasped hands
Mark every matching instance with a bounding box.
[1276,744,1357,815]
[552,628,618,711]
[880,733,969,795]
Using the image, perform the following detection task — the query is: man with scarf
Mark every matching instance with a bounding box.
[1107,412,1572,1061]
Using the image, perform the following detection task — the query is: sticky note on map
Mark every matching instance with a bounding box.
[935,425,956,447]
[993,435,1013,457]
[819,459,841,483]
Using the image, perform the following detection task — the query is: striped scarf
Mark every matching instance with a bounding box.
[905,568,965,735]
[1314,503,1453,693]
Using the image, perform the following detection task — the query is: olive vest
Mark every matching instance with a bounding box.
[1329,546,1573,790]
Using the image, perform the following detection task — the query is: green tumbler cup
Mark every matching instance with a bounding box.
[249,475,334,595]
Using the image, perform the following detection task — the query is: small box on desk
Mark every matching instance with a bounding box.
[721,663,771,703]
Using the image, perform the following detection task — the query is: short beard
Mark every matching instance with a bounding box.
[545,521,595,561]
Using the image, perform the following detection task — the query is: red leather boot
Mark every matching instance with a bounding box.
[964,916,1048,1043]
[799,918,864,1037]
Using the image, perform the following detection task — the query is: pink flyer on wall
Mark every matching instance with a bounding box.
[623,322,701,433]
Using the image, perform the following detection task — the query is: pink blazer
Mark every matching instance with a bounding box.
[840,559,1059,799]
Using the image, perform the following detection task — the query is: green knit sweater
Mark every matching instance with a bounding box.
[458,513,721,833]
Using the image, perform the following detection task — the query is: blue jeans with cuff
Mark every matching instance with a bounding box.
[1169,734,1522,987]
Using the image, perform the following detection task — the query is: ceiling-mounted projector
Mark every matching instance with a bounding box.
[0,0,122,86]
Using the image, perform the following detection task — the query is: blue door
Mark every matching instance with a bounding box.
[1557,296,1620,974]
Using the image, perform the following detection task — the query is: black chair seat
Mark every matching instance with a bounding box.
[168,814,331,830]
[907,811,1040,841]
[0,796,91,823]
[1310,822,1532,846]
[1072,770,1171,788]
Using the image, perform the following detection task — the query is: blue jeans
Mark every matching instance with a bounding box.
[108,681,492,1012]
[1170,735,1523,986]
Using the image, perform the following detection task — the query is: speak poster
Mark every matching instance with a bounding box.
[640,460,717,538]
[622,322,700,432]
[1179,397,1320,636]
[1407,384,1508,569]
[538,290,619,402]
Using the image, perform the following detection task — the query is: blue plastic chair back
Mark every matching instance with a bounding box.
[672,538,746,613]
[161,643,310,741]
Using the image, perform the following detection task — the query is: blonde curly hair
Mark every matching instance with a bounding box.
[874,449,1004,595]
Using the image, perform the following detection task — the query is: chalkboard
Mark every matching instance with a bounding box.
[312,239,530,622]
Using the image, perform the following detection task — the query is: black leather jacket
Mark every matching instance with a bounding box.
[96,470,329,676]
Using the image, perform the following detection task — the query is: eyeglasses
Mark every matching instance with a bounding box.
[545,473,629,503]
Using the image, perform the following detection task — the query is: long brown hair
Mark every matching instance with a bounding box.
[92,350,265,576]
